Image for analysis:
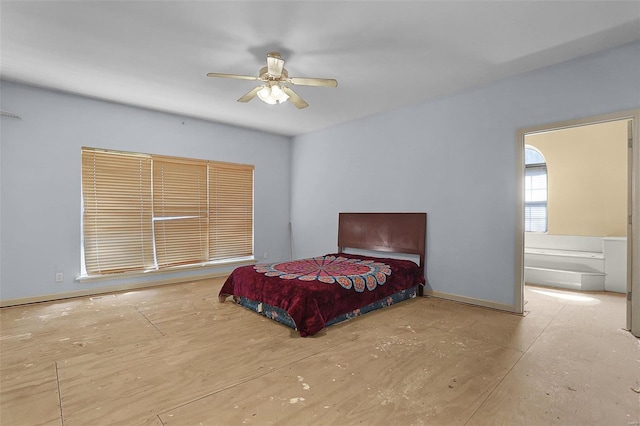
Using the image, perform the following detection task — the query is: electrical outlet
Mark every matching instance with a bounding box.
[263,251,268,259]
[55,272,64,282]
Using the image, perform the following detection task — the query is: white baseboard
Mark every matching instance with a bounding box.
[0,272,230,307]
[423,289,517,313]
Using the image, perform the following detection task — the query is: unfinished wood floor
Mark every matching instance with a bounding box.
[1,280,638,426]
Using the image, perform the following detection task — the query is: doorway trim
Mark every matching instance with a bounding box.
[515,109,639,336]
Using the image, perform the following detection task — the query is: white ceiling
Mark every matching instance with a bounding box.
[2,1,639,137]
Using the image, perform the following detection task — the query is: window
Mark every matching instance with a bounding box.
[81,148,254,276]
[524,145,547,233]
[153,156,209,268]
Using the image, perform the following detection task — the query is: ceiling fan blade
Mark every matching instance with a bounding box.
[237,86,262,103]
[289,77,338,87]
[207,72,259,81]
[281,86,309,109]
[266,53,285,78]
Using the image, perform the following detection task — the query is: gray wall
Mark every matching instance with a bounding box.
[0,81,292,301]
[290,41,640,308]
[2,41,639,306]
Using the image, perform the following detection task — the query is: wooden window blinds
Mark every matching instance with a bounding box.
[153,156,208,268]
[81,148,254,276]
[209,162,254,260]
[82,149,154,274]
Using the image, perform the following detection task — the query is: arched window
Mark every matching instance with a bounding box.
[524,145,547,232]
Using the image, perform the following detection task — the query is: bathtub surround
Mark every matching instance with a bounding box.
[524,234,626,292]
[603,237,628,293]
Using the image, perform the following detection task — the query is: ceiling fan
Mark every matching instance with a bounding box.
[207,52,338,109]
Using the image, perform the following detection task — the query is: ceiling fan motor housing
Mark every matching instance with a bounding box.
[260,66,288,81]
[207,51,335,109]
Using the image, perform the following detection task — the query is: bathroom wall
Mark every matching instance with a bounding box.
[526,120,628,237]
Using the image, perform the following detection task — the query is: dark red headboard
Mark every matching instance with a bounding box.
[337,212,427,277]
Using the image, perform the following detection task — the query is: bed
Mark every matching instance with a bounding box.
[218,212,426,336]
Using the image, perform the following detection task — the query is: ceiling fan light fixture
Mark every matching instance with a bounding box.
[207,52,335,109]
[257,83,289,105]
[270,84,286,99]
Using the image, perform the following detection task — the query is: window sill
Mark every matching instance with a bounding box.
[76,256,256,283]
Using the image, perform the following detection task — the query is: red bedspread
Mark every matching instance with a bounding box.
[219,253,425,336]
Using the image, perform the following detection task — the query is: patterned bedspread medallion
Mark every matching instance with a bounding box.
[254,256,392,292]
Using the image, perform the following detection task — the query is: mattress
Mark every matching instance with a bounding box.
[219,253,425,336]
